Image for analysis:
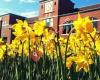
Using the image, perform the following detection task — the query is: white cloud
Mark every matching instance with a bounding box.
[20,11,39,18]
[20,0,36,3]
[4,0,12,2]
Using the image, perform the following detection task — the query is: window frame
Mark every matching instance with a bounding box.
[62,20,73,34]
[44,18,53,27]
[90,17,98,31]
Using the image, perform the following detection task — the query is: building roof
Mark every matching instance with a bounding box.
[0,13,26,19]
[59,4,100,17]
[27,16,39,24]
[79,4,100,11]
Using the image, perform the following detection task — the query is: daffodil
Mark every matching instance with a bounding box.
[73,13,85,34]
[95,40,100,56]
[0,38,6,60]
[83,16,94,33]
[0,49,4,60]
[66,56,74,69]
[59,36,67,44]
[73,13,94,34]
[12,19,32,42]
[45,40,56,59]
[42,28,55,43]
[0,38,3,47]
[33,21,46,36]
[75,54,93,72]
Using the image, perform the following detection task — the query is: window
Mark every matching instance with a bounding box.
[3,21,6,24]
[2,37,7,43]
[41,5,43,9]
[62,21,73,34]
[11,29,15,41]
[2,21,9,26]
[90,17,98,31]
[44,18,53,27]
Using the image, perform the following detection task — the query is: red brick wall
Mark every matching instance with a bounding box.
[2,14,10,25]
[59,10,100,34]
[1,14,12,43]
[39,1,45,19]
[39,0,59,32]
[53,0,59,32]
[1,27,11,43]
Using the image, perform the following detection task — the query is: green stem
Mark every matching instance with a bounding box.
[15,53,19,80]
[28,32,31,80]
[64,28,74,80]
[88,33,99,79]
[55,41,60,80]
[15,65,18,80]
[56,33,64,80]
[43,43,46,79]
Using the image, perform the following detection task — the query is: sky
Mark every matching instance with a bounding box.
[0,0,100,18]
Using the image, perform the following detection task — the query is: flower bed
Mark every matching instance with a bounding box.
[0,13,100,80]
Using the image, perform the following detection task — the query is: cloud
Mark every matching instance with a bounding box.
[20,11,39,18]
[20,0,36,3]
[4,0,12,2]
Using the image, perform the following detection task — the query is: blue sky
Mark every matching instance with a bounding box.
[0,0,100,18]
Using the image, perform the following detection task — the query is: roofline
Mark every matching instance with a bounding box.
[0,13,26,19]
[79,3,100,10]
[0,13,11,17]
[27,16,39,19]
[59,6,100,17]
[40,4,100,20]
[40,0,53,2]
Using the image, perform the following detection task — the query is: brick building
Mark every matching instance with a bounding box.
[0,0,100,43]
[0,13,38,43]
[27,17,38,27]
[39,0,100,34]
[0,13,26,43]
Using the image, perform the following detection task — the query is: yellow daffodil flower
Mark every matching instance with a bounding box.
[33,21,46,36]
